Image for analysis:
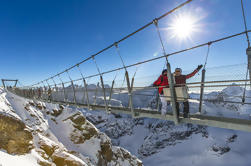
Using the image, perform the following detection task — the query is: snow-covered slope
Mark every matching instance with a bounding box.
[0,88,142,166]
[79,86,251,166]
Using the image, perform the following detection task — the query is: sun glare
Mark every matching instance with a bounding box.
[169,14,198,40]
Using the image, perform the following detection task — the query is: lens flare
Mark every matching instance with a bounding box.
[168,14,199,40]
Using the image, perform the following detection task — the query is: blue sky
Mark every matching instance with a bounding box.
[0,0,251,87]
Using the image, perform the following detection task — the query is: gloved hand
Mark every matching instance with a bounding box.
[197,64,203,70]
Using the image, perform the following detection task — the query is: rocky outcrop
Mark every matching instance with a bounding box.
[63,112,142,166]
[38,139,86,166]
[0,114,33,155]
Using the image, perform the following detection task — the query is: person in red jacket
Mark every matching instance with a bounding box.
[153,69,169,115]
[153,69,169,95]
[153,65,203,117]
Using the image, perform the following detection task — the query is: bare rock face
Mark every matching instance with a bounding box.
[38,141,85,166]
[0,114,33,155]
[64,112,142,166]
[64,112,98,144]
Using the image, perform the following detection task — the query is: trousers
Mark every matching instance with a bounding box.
[176,101,189,117]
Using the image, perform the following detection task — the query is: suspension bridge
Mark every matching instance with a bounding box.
[2,0,251,132]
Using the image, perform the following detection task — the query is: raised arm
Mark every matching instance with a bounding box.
[185,65,203,79]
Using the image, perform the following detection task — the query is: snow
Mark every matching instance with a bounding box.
[0,150,41,166]
[77,85,251,166]
[2,84,251,165]
[84,111,251,166]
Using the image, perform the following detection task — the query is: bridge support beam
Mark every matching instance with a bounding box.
[1,80,5,88]
[100,75,109,113]
[247,47,251,85]
[108,80,115,106]
[83,78,90,110]
[199,69,206,113]
[71,80,77,104]
[61,83,66,102]
[94,82,99,105]
[166,61,179,124]
[125,71,135,118]
[1,79,18,89]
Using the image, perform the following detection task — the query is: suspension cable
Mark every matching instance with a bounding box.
[92,56,102,76]
[153,19,167,56]
[241,0,250,47]
[51,77,57,88]
[153,19,167,70]
[242,65,249,103]
[203,42,212,69]
[114,42,127,71]
[57,74,64,84]
[240,0,250,103]
[41,81,47,90]
[66,70,73,81]
[77,65,85,79]
[46,80,50,88]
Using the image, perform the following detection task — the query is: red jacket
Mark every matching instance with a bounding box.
[153,75,169,94]
[153,69,199,94]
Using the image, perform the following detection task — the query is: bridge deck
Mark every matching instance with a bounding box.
[39,99,251,133]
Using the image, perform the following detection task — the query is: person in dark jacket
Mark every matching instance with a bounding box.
[153,65,203,117]
[174,65,202,118]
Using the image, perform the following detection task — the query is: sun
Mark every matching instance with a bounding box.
[168,14,198,40]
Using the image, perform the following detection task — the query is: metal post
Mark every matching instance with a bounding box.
[51,78,57,101]
[57,75,67,102]
[14,80,18,87]
[156,91,160,111]
[83,78,90,110]
[199,69,206,113]
[62,83,67,102]
[247,47,251,86]
[125,71,135,117]
[108,80,115,105]
[42,81,48,102]
[131,77,135,89]
[66,71,77,104]
[46,80,53,102]
[100,75,109,113]
[76,65,90,107]
[1,80,5,89]
[166,61,179,124]
[131,76,136,116]
[94,82,99,105]
[71,80,77,104]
